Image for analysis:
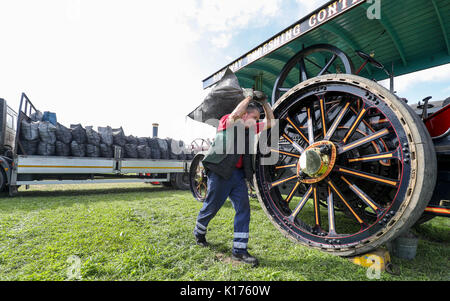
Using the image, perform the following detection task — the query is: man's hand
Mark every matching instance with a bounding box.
[253,90,267,103]
[253,91,274,130]
[242,88,254,99]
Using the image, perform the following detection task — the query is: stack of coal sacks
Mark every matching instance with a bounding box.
[70,124,87,157]
[37,121,57,156]
[98,126,114,158]
[19,110,57,156]
[85,126,101,157]
[55,123,72,156]
[18,110,193,160]
[20,119,40,155]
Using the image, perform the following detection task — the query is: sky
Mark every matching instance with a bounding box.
[0,0,449,143]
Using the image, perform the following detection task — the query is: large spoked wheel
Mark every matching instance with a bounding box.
[190,154,207,202]
[255,74,437,256]
[190,138,211,153]
[272,44,354,103]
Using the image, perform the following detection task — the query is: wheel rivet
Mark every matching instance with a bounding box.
[403,148,409,153]
[404,159,410,163]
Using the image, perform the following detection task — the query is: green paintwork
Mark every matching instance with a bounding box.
[224,0,450,103]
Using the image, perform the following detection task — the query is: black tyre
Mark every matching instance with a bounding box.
[162,181,172,188]
[0,168,5,193]
[255,74,437,256]
[189,154,207,202]
[171,172,190,190]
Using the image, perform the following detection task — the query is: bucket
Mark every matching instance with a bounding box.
[391,232,419,260]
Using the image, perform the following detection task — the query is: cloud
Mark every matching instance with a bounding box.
[0,0,212,142]
[295,0,330,18]
[187,0,282,32]
[181,0,283,51]
[211,33,233,49]
[379,64,450,94]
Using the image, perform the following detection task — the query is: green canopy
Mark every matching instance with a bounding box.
[202,0,450,104]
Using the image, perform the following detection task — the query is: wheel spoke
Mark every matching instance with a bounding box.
[282,133,305,153]
[318,54,337,76]
[370,118,389,125]
[319,97,327,138]
[313,185,321,228]
[327,179,365,225]
[299,58,308,82]
[271,175,298,188]
[338,128,390,154]
[335,166,399,187]
[324,101,351,141]
[270,148,300,158]
[347,148,400,164]
[285,116,309,143]
[327,186,338,236]
[289,185,313,221]
[340,176,384,216]
[305,57,326,72]
[275,163,297,170]
[285,181,301,204]
[342,106,367,144]
[307,106,315,144]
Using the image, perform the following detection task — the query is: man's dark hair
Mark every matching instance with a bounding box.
[246,102,262,114]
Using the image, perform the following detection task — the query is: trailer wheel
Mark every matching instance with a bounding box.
[0,168,5,193]
[171,172,190,190]
[189,154,207,202]
[162,181,172,188]
[255,74,437,256]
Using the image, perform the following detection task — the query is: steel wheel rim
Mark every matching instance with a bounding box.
[272,44,354,104]
[189,154,207,202]
[257,81,413,249]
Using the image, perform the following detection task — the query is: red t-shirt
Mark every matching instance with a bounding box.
[217,114,264,169]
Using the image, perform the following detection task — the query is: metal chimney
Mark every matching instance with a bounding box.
[152,123,159,138]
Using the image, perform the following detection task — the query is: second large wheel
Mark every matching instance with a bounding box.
[190,153,207,202]
[255,74,437,256]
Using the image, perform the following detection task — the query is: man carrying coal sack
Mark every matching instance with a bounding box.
[193,89,274,267]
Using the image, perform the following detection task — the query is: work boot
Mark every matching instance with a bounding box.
[194,232,209,247]
[232,251,259,267]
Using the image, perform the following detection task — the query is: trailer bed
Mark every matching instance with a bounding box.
[12,155,190,186]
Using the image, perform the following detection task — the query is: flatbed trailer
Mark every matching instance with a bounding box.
[0,93,190,196]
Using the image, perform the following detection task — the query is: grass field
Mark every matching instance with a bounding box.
[0,183,448,281]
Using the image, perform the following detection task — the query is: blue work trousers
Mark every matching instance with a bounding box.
[194,169,250,254]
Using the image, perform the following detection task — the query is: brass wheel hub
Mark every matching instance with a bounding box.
[297,141,337,184]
